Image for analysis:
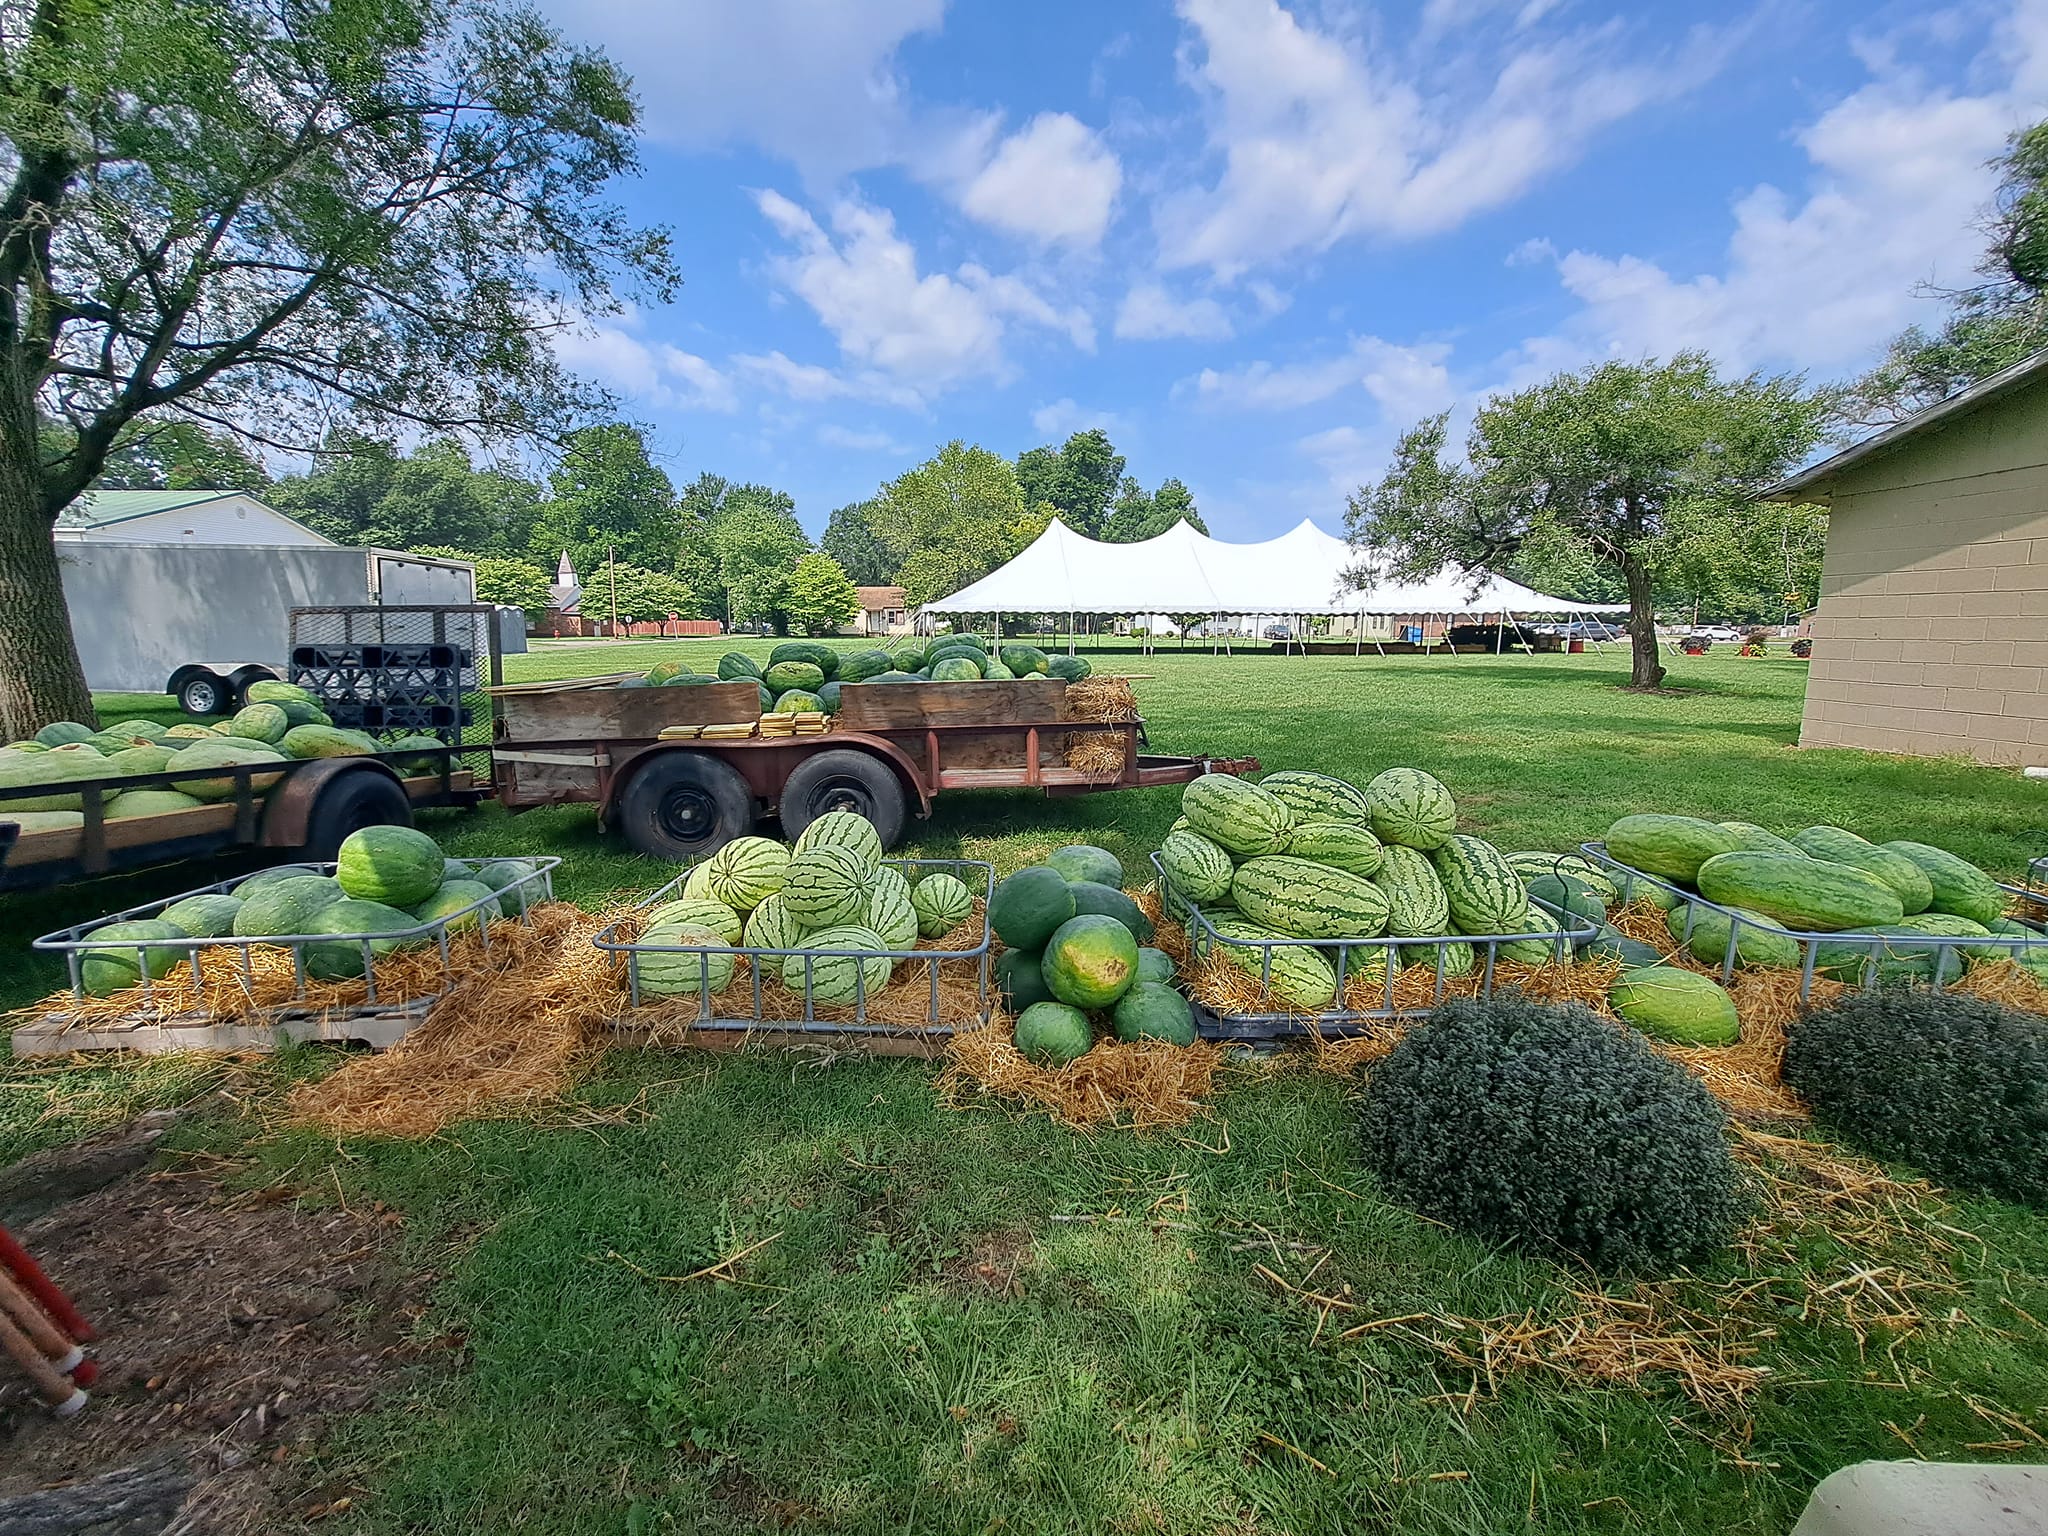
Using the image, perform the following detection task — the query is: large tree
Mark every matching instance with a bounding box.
[271,433,542,554]
[583,559,692,624]
[820,499,892,585]
[870,442,1025,607]
[0,0,673,733]
[533,422,676,575]
[1014,429,1123,538]
[92,419,270,492]
[1101,474,1207,542]
[1349,353,1824,689]
[782,551,861,637]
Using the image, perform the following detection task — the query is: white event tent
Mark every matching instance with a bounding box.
[920,518,1623,651]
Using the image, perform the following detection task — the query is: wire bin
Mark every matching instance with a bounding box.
[1149,852,1600,1041]
[1579,841,2048,997]
[591,859,996,1041]
[287,606,501,764]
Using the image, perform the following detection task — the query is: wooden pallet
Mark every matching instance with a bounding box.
[608,1021,951,1059]
[10,998,435,1058]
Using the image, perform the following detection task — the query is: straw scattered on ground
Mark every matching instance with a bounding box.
[939,1024,1225,1130]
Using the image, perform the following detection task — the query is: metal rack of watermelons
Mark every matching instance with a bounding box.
[591,859,997,1059]
[1149,852,1601,1042]
[13,856,560,1057]
[1579,841,2048,998]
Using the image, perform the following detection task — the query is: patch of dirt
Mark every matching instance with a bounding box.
[0,1147,447,1533]
[941,1228,1033,1299]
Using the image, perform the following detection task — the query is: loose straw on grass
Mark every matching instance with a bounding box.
[939,1023,1224,1130]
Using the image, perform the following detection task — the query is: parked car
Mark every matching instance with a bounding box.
[1697,625,1742,642]
[1559,620,1625,642]
[1262,623,1294,640]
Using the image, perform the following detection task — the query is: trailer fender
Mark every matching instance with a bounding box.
[261,757,410,849]
[598,734,933,827]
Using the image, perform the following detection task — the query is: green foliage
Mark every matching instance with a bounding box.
[1015,429,1124,538]
[1100,474,1208,543]
[820,499,893,585]
[409,547,553,618]
[1785,990,2048,1208]
[673,473,812,627]
[1360,997,1750,1272]
[584,560,694,623]
[869,441,1028,606]
[92,419,270,492]
[783,552,861,637]
[534,424,677,576]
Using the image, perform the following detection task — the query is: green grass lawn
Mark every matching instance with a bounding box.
[8,645,2048,1534]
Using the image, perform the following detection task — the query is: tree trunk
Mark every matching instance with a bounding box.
[1621,555,1665,689]
[0,382,95,738]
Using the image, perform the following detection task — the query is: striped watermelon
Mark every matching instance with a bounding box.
[704,836,789,912]
[1231,855,1390,939]
[1431,835,1528,936]
[1258,770,1371,825]
[1504,851,1621,904]
[910,872,974,938]
[782,925,892,1004]
[1364,767,1458,850]
[1375,844,1450,937]
[781,844,871,926]
[716,652,762,681]
[1284,820,1384,877]
[865,865,919,949]
[1182,774,1293,858]
[682,860,719,901]
[1195,916,1337,1012]
[1499,904,1573,964]
[643,896,743,946]
[638,922,737,997]
[1159,828,1235,903]
[794,810,884,875]
[743,893,806,950]
[1409,939,1475,978]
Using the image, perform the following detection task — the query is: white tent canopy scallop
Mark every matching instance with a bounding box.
[919,517,1624,618]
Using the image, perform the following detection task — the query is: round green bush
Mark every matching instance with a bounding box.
[1784,990,2048,1208]
[1358,997,1749,1273]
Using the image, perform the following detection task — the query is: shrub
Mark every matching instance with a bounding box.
[1358,997,1749,1274]
[1784,989,2048,1208]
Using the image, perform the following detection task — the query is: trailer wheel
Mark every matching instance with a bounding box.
[299,769,413,861]
[616,751,753,863]
[779,749,907,850]
[173,669,232,717]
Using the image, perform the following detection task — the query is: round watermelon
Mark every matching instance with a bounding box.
[775,689,823,713]
[1135,946,1174,984]
[793,811,883,875]
[783,924,892,1004]
[80,919,189,996]
[638,921,737,997]
[474,858,541,916]
[717,652,763,681]
[644,895,744,946]
[106,787,206,818]
[236,864,321,896]
[930,657,982,682]
[1014,1001,1093,1066]
[412,879,501,936]
[705,836,790,911]
[1047,844,1122,887]
[229,702,290,744]
[335,825,444,908]
[763,660,826,695]
[1065,881,1153,942]
[159,892,246,939]
[782,844,871,927]
[302,899,420,981]
[996,948,1054,1012]
[865,865,919,949]
[743,893,806,951]
[989,866,1075,950]
[1041,914,1140,1009]
[1112,982,1196,1045]
[910,872,974,938]
[233,875,345,937]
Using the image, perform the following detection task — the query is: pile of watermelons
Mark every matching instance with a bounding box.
[73,826,540,994]
[626,636,1093,719]
[0,681,446,829]
[988,844,1193,1065]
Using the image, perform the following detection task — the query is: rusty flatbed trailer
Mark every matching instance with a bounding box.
[490,675,1255,860]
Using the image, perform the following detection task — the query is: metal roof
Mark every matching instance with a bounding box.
[1763,346,2048,504]
[57,489,248,528]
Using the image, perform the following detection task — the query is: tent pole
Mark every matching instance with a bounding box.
[1496,612,1505,656]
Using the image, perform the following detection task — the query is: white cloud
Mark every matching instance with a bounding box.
[957,113,1123,248]
[1157,0,1733,277]
[818,424,913,453]
[1183,337,1455,414]
[536,0,944,175]
[1114,281,1234,341]
[553,321,737,413]
[753,190,1094,398]
[1030,399,1123,437]
[730,350,924,410]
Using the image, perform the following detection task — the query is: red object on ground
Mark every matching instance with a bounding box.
[0,1224,93,1343]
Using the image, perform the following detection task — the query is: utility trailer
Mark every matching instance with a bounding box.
[490,674,1257,861]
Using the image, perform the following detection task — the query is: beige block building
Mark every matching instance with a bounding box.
[1767,352,2048,767]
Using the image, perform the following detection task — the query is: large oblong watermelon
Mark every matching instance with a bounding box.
[335,825,444,908]
[1364,767,1457,850]
[302,899,421,981]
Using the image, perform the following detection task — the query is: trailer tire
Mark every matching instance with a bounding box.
[298,769,413,861]
[172,669,233,717]
[616,751,754,864]
[778,749,907,850]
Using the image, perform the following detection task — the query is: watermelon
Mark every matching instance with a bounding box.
[783,924,892,1004]
[981,659,1015,681]
[1194,917,1337,1012]
[774,689,823,713]
[1283,821,1383,877]
[1159,829,1234,903]
[1041,914,1141,1008]
[1182,774,1293,858]
[1717,821,1805,858]
[387,736,451,775]
[769,641,840,679]
[1259,770,1371,825]
[989,866,1075,949]
[1881,841,2007,926]
[104,719,169,742]
[79,919,190,995]
[227,703,290,744]
[0,809,82,832]
[1046,655,1091,682]
[1014,1001,1093,1066]
[1608,966,1740,1046]
[165,739,287,799]
[930,657,981,682]
[106,788,206,818]
[815,682,842,715]
[1525,871,1607,927]
[246,680,317,707]
[703,836,791,911]
[1047,844,1122,887]
[236,864,321,895]
[1135,946,1174,984]
[163,724,214,741]
[890,642,927,672]
[1498,905,1575,965]
[278,725,374,761]
[716,652,763,681]
[1666,904,1801,970]
[758,683,777,712]
[639,921,738,997]
[1432,835,1529,936]
[859,671,923,686]
[159,892,244,939]
[302,899,420,981]
[838,649,895,684]
[743,893,806,950]
[1582,927,1665,968]
[1363,767,1457,850]
[336,825,443,908]
[1788,827,1934,914]
[475,858,541,916]
[0,748,106,810]
[910,873,974,938]
[1231,856,1389,940]
[1695,852,1904,933]
[996,948,1055,1011]
[1112,982,1196,1045]
[1813,928,1961,985]
[412,879,500,935]
[1893,911,2004,962]
[644,896,745,946]
[1605,814,1744,885]
[83,732,138,755]
[1066,880,1154,942]
[997,644,1049,676]
[104,746,174,776]
[233,875,346,937]
[34,722,94,748]
[793,811,883,875]
[865,865,920,949]
[764,660,826,694]
[781,844,871,927]
[1376,844,1451,938]
[644,661,686,685]
[1410,939,1475,978]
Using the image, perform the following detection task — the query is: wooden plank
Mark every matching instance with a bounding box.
[485,672,639,696]
[935,766,1106,789]
[11,1006,427,1057]
[495,679,761,743]
[3,803,238,866]
[836,677,1068,732]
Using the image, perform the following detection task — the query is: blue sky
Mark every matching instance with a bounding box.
[535,0,2048,540]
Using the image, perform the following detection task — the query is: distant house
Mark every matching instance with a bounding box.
[1764,348,2048,766]
[851,586,909,637]
[56,489,332,546]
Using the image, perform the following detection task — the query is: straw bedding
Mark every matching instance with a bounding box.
[1061,675,1141,778]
